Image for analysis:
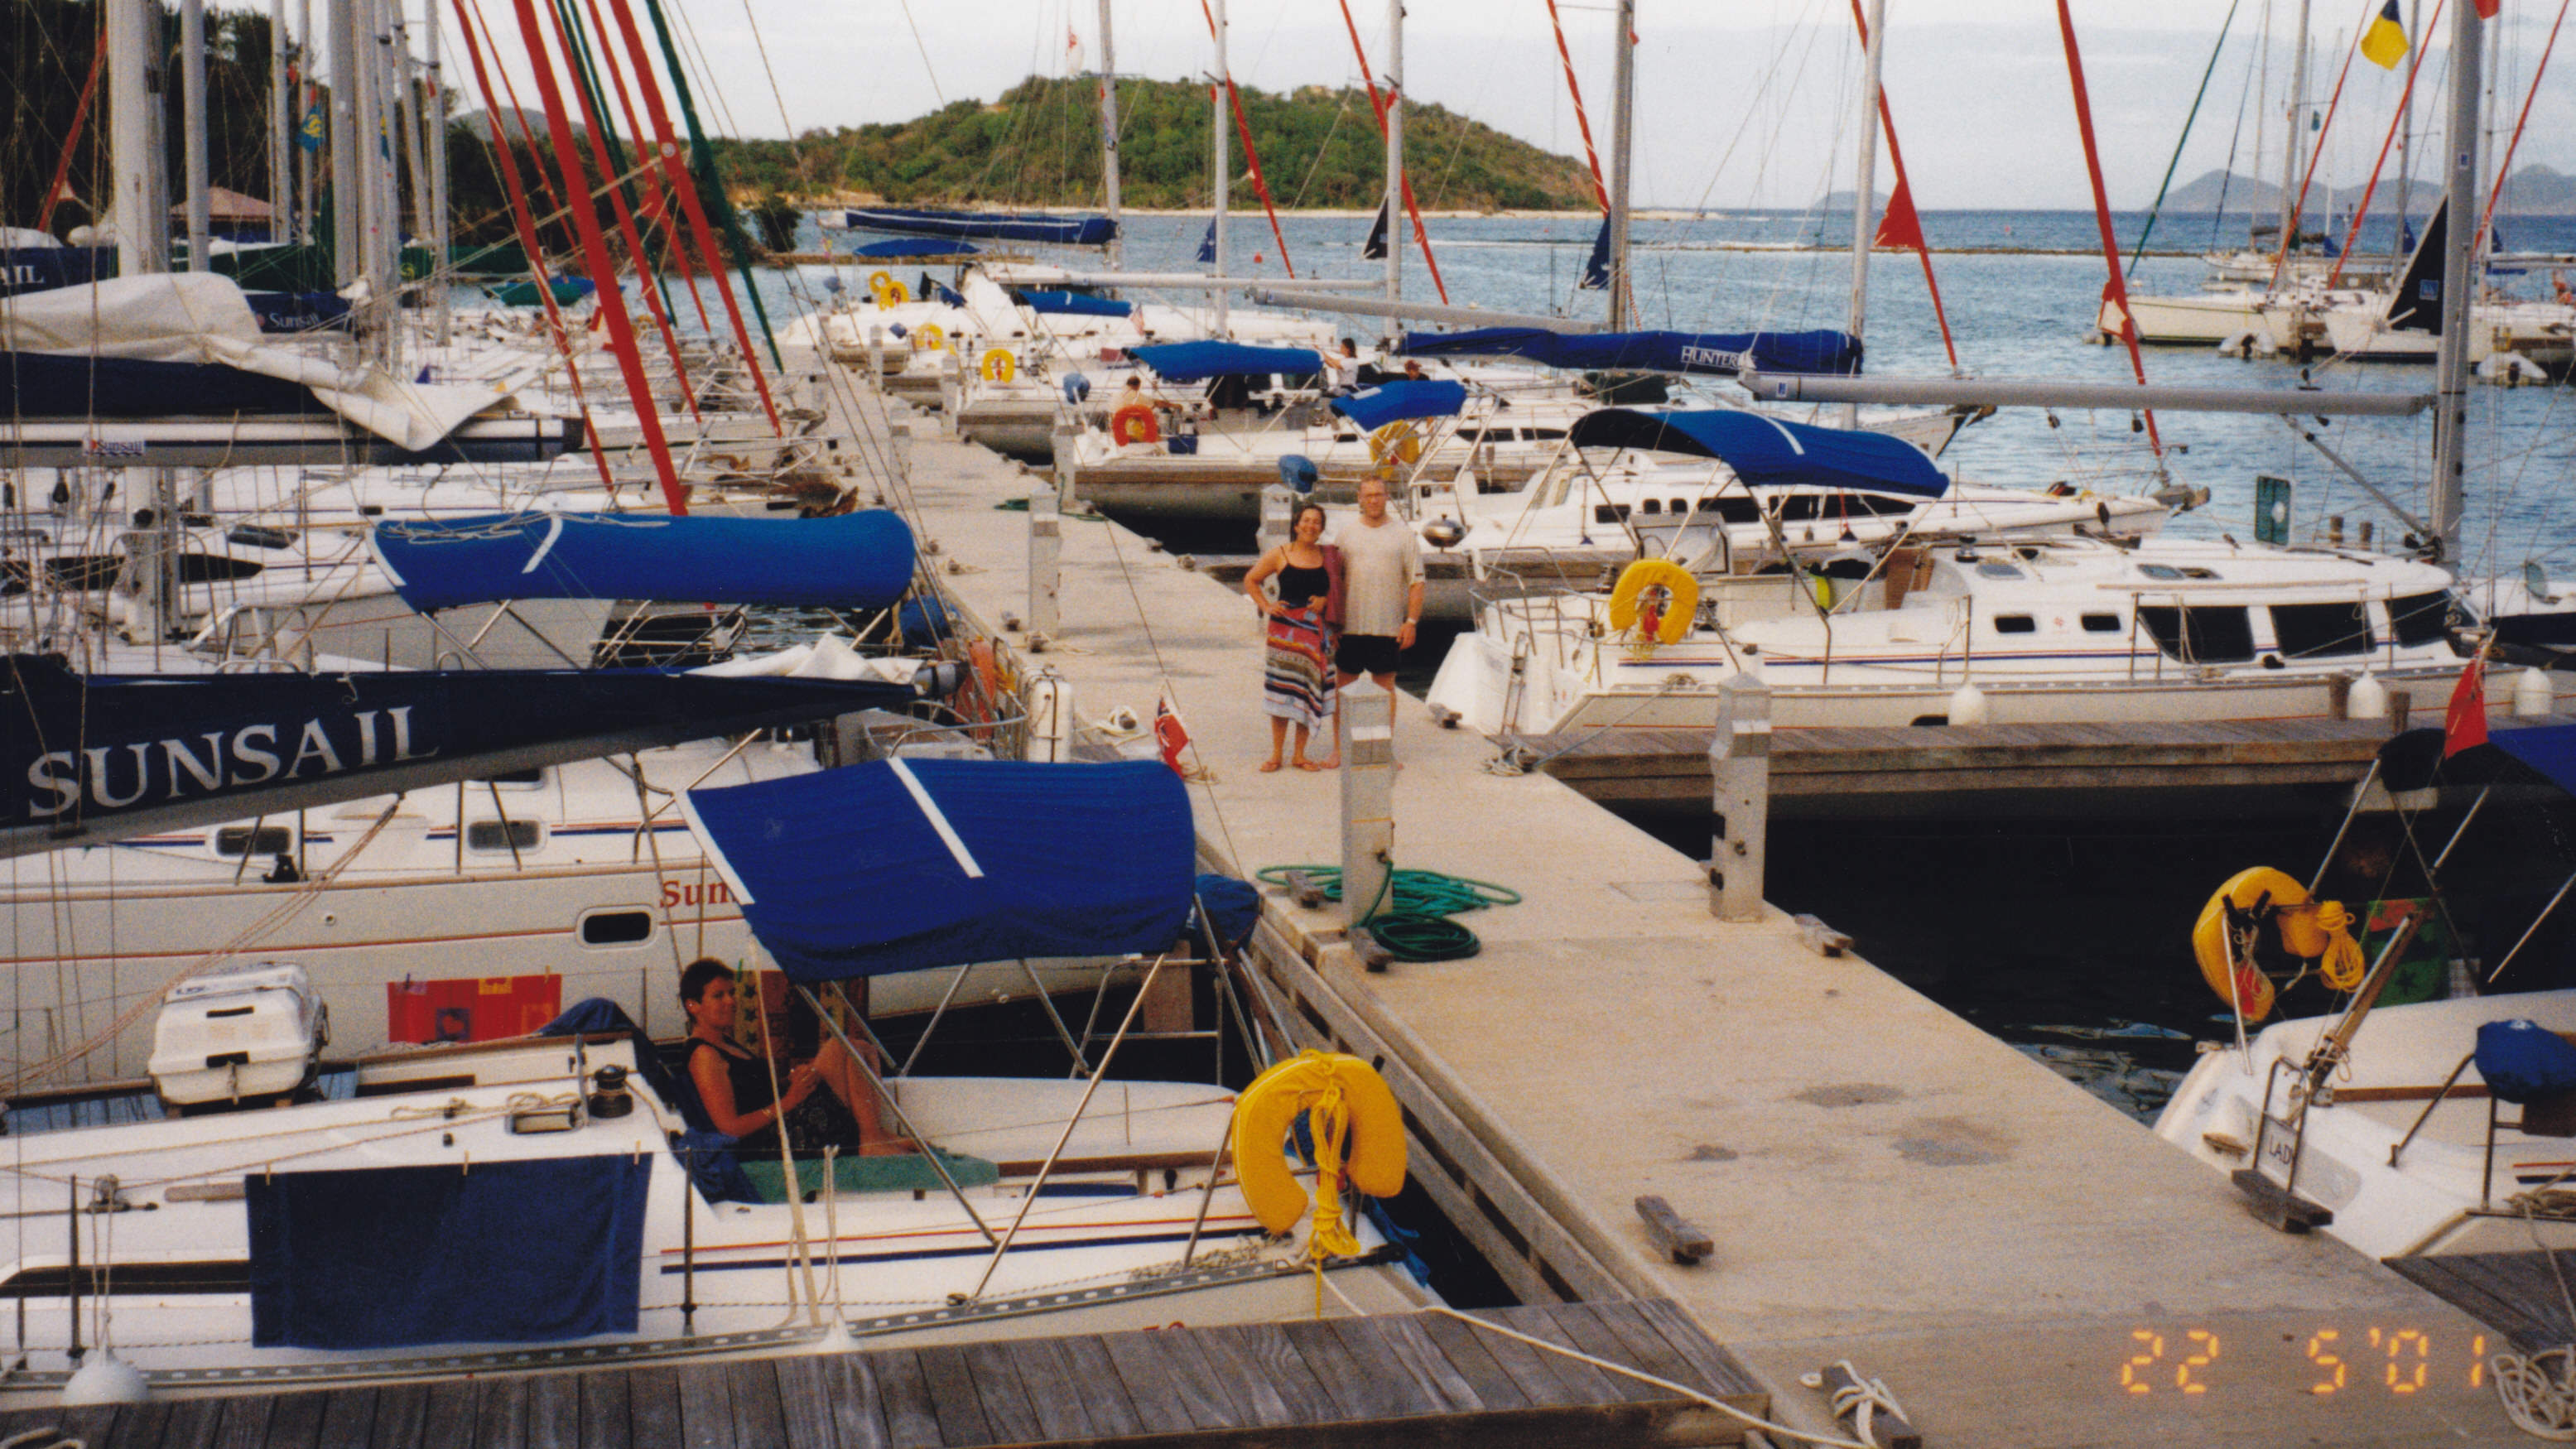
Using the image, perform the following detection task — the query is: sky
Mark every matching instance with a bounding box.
[429,0,2575,211]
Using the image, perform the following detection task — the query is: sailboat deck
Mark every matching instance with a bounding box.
[2388,1252,2576,1353]
[0,1302,1766,1449]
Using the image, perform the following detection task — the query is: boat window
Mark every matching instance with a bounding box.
[1696,496,1763,524]
[1774,496,1831,522]
[2386,591,2458,647]
[42,556,122,592]
[578,910,655,947]
[1993,615,2037,634]
[214,826,293,857]
[475,767,547,787]
[2270,602,2375,658]
[178,553,266,585]
[1639,498,1663,515]
[2081,613,2123,633]
[1594,504,1632,524]
[2181,567,2222,580]
[1524,427,1566,441]
[2139,564,2186,580]
[1975,563,2025,580]
[465,820,544,853]
[2136,605,2256,663]
[1851,493,1915,518]
[1666,499,1689,515]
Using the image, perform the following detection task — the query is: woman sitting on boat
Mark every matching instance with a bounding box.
[1244,501,1339,773]
[680,958,912,1156]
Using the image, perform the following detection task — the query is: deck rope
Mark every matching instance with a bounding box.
[1800,1360,1911,1448]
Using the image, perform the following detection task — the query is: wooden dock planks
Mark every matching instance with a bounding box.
[0,1302,1765,1449]
[2389,1250,2576,1352]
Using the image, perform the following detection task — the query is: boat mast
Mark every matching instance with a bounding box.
[1211,0,1229,332]
[298,0,315,243]
[1606,0,1633,327]
[1096,0,1123,271]
[270,0,291,251]
[425,0,450,344]
[2276,0,2311,259]
[1384,0,1404,307]
[2391,0,2419,267]
[2429,0,2480,561]
[329,0,359,284]
[1844,0,1889,425]
[108,0,168,273]
[182,0,210,269]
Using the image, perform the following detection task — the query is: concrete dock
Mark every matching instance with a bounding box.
[832,357,2542,1447]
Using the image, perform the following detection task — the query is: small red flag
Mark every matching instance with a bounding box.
[2475,0,2500,18]
[2444,652,2490,757]
[1873,176,1927,253]
[1153,696,1192,776]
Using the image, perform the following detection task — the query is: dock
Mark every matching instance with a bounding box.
[1492,717,2415,817]
[0,1303,1765,1448]
[846,368,2558,1447]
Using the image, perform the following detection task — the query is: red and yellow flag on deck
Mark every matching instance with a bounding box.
[2444,647,2492,757]
[2362,0,2411,68]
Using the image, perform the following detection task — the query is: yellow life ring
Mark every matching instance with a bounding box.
[1606,558,1699,645]
[980,347,1018,383]
[2190,865,2367,1023]
[880,279,911,306]
[1367,420,1425,467]
[912,322,947,353]
[1231,1050,1407,1259]
[867,270,898,306]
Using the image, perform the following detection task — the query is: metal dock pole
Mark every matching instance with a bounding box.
[1028,481,1062,641]
[1709,674,1769,922]
[1342,680,1395,933]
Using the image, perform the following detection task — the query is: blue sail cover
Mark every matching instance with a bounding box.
[0,652,914,853]
[683,758,1195,981]
[840,207,1115,247]
[1401,326,1862,378]
[849,238,980,260]
[1330,380,1470,431]
[1566,408,1948,497]
[1014,289,1133,318]
[1579,217,1611,291]
[249,1157,649,1349]
[2488,724,2576,798]
[1131,341,1324,382]
[371,511,916,612]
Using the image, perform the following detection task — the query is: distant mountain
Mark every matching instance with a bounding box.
[713,75,1598,212]
[2158,166,2576,216]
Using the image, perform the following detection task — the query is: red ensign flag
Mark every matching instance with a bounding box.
[2444,652,2490,757]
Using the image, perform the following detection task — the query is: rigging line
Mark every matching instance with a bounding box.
[1541,0,1612,210]
[1327,0,1450,301]
[1847,0,1960,369]
[2057,0,2165,462]
[2212,2,2266,250]
[2128,0,2246,274]
[2330,0,2448,286]
[893,0,945,107]
[1193,0,1298,278]
[2474,0,2574,258]
[2266,0,2374,291]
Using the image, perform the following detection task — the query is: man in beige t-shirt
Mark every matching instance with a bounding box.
[1315,476,1423,768]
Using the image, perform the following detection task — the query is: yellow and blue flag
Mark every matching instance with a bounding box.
[297,103,325,152]
[2362,0,2409,69]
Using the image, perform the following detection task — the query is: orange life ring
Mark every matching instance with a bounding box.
[1110,404,1161,447]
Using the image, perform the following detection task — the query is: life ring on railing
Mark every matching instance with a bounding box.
[1606,558,1698,645]
[1110,403,1161,447]
[2190,865,2367,1023]
[868,270,898,306]
[980,348,1018,383]
[912,322,947,353]
[951,638,1008,744]
[1231,1050,1407,1259]
[1367,420,1425,467]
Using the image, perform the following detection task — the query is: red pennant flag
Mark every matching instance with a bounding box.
[1153,696,1192,776]
[2444,652,2490,757]
[1873,175,1927,253]
[2475,0,2500,17]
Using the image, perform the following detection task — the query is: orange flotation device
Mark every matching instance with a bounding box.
[2191,866,2367,1023]
[1110,403,1160,446]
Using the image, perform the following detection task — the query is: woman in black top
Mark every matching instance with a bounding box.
[1243,502,1338,772]
[680,959,909,1154]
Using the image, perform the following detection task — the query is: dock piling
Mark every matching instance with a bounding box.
[1028,483,1061,641]
[1708,675,1770,922]
[1050,423,1079,508]
[1341,681,1395,932]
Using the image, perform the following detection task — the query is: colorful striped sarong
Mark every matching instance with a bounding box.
[1262,603,1336,730]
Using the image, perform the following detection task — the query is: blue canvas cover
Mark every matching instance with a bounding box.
[248,1156,649,1349]
[1330,380,1470,431]
[840,207,1114,247]
[1014,289,1133,318]
[2477,1019,2576,1104]
[849,238,980,259]
[682,758,1195,981]
[1130,341,1326,382]
[1400,326,1862,378]
[1579,217,1612,291]
[2488,723,2576,798]
[370,511,916,612]
[1565,407,1948,497]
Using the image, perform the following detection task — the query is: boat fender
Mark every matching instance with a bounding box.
[981,348,1018,383]
[2190,866,2366,1022]
[1110,404,1161,447]
[1947,681,1988,725]
[2517,667,2554,719]
[1231,1050,1407,1259]
[1606,559,1697,645]
[2347,673,2389,720]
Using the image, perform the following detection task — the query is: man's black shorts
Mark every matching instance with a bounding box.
[1335,633,1401,677]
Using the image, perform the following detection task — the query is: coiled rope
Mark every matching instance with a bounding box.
[1254,864,1521,962]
